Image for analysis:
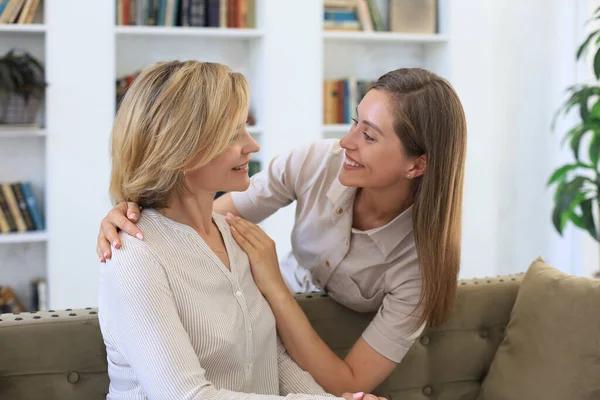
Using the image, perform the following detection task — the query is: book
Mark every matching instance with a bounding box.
[389,0,437,34]
[0,188,17,232]
[1,183,27,232]
[11,182,35,231]
[20,182,44,230]
[30,279,47,312]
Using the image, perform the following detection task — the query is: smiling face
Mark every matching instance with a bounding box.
[183,125,260,194]
[338,89,422,189]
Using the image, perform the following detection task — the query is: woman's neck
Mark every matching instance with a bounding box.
[352,182,413,231]
[160,192,216,235]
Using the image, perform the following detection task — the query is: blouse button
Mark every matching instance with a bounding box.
[325,260,331,267]
[235,291,242,297]
[335,207,343,215]
[344,238,349,246]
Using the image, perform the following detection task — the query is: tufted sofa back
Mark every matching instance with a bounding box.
[0,275,522,399]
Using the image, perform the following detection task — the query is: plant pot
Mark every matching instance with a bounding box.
[0,93,43,125]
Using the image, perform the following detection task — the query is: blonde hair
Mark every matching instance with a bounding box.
[110,60,250,208]
[371,68,466,328]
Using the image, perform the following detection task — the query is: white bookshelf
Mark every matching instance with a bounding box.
[322,31,448,43]
[0,23,46,33]
[0,128,47,138]
[115,25,264,39]
[15,0,576,307]
[322,124,351,139]
[0,8,47,312]
[0,231,48,244]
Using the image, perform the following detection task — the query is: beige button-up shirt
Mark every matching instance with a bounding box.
[231,139,423,363]
[99,209,339,400]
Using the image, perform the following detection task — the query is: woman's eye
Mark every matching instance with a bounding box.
[363,132,375,142]
[351,117,358,125]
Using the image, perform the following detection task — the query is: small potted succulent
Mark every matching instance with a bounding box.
[0,49,46,125]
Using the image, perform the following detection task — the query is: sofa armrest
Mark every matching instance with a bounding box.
[295,274,523,400]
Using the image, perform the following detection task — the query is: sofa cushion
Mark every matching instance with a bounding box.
[478,257,600,400]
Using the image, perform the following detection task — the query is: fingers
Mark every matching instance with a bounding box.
[362,395,377,400]
[225,213,264,244]
[97,224,112,262]
[229,222,256,253]
[126,202,142,222]
[106,207,144,241]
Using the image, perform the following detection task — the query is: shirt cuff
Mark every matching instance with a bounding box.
[362,321,414,363]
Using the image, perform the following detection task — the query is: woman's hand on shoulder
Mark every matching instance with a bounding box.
[97,202,144,262]
[225,213,289,298]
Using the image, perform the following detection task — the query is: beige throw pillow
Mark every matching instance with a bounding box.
[478,257,600,400]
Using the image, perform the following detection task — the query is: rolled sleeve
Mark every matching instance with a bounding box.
[361,281,425,363]
[231,140,334,224]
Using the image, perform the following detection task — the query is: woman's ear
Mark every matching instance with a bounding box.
[408,154,427,178]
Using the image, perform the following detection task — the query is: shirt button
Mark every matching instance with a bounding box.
[336,207,343,215]
[316,278,322,285]
[325,260,331,267]
[344,238,349,246]
[235,291,242,297]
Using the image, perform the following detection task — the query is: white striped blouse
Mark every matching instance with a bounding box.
[98,209,340,400]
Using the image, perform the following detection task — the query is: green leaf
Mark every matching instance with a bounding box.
[571,126,591,160]
[568,210,586,229]
[577,30,600,60]
[581,198,598,240]
[552,177,589,234]
[591,100,600,121]
[590,131,600,166]
[595,48,600,80]
[547,163,591,186]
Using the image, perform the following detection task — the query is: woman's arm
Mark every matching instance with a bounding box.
[97,142,319,261]
[227,216,400,395]
[101,237,342,400]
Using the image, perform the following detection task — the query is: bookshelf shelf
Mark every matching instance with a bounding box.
[0,129,47,139]
[0,24,46,33]
[0,231,48,244]
[322,31,448,44]
[115,26,264,39]
[322,124,351,139]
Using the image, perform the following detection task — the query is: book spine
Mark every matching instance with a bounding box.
[1,183,27,232]
[0,189,17,232]
[205,0,220,27]
[11,182,35,231]
[189,0,205,27]
[20,182,44,230]
[0,205,10,233]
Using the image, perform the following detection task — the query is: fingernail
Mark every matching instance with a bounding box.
[353,393,364,399]
[100,257,104,262]
[104,251,109,259]
[136,233,144,240]
[128,213,137,220]
[226,212,234,221]
[112,240,119,248]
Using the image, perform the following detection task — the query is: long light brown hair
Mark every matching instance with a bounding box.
[371,68,466,327]
[110,60,249,208]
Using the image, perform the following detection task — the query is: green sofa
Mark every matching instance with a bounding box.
[0,273,522,400]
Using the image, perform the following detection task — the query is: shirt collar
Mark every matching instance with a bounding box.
[353,205,413,255]
[327,175,414,255]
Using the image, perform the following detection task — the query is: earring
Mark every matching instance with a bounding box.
[406,173,411,179]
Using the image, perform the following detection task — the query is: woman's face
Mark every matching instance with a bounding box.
[338,89,419,189]
[183,127,260,195]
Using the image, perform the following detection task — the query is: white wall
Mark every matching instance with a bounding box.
[452,0,583,278]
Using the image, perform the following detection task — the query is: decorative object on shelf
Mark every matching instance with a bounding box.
[0,49,45,125]
[0,286,24,313]
[0,0,41,24]
[548,6,600,277]
[116,0,256,29]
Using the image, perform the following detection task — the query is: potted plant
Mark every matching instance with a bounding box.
[548,7,600,275]
[0,49,45,125]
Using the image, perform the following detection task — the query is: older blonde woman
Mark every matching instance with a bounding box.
[99,60,384,400]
